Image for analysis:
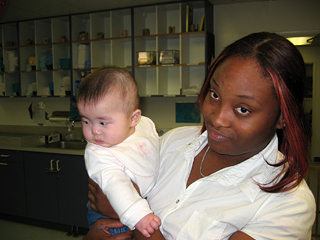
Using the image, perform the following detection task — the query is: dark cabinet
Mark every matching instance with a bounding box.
[24,152,88,228]
[0,149,27,217]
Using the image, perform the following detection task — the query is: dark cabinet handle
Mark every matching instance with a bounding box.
[46,159,60,172]
[46,159,55,172]
[56,160,60,172]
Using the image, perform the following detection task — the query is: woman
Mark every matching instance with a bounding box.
[83,32,315,240]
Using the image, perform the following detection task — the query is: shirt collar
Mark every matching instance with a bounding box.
[179,131,282,202]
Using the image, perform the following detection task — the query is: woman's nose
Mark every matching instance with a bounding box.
[210,105,232,128]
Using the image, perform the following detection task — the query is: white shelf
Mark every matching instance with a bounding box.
[0,0,213,98]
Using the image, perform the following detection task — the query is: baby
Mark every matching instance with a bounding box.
[76,66,161,237]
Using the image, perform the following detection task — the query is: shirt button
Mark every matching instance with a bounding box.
[176,199,180,204]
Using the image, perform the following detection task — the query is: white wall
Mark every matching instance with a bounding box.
[0,96,201,131]
[0,97,72,126]
[214,0,320,160]
[297,46,320,161]
[214,0,320,56]
[139,97,200,130]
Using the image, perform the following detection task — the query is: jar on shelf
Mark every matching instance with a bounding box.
[79,31,88,41]
[97,32,104,39]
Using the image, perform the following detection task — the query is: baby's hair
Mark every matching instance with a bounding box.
[76,66,139,115]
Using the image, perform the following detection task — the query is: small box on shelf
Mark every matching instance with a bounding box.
[159,50,179,64]
[137,51,156,65]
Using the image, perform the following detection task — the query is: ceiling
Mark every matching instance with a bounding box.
[0,0,267,23]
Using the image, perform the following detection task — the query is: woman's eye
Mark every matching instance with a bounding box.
[236,107,251,115]
[209,90,219,100]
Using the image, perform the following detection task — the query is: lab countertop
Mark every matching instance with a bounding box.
[0,143,85,155]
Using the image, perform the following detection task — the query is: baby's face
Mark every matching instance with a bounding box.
[77,95,135,148]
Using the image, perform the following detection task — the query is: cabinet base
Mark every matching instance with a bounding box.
[0,213,89,236]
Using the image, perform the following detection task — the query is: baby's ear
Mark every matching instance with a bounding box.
[131,109,141,127]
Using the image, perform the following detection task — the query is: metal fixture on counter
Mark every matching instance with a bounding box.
[47,116,74,123]
[47,111,78,130]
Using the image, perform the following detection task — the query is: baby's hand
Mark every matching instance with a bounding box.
[135,213,161,238]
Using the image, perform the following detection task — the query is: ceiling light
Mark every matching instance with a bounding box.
[286,36,313,46]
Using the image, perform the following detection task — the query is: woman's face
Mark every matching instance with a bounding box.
[202,56,283,161]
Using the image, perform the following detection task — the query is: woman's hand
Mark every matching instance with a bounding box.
[88,177,118,219]
[83,218,133,240]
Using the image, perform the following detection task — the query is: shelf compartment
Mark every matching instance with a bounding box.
[19,20,35,46]
[72,14,90,42]
[35,19,52,45]
[53,43,70,70]
[111,38,132,67]
[2,22,18,48]
[157,3,181,35]
[53,70,71,96]
[135,36,157,66]
[181,64,205,95]
[36,71,53,96]
[19,46,35,72]
[111,8,131,38]
[52,16,70,43]
[91,39,111,68]
[134,6,156,36]
[135,67,157,96]
[20,72,37,97]
[36,45,53,71]
[91,11,111,40]
[180,32,205,65]
[157,35,180,60]
[4,72,20,97]
[72,42,90,69]
[181,1,206,33]
[158,65,181,96]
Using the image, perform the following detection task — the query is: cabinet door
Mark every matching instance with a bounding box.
[0,150,26,217]
[24,152,59,222]
[24,152,88,227]
[56,154,88,228]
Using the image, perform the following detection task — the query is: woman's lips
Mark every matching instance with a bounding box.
[208,129,229,142]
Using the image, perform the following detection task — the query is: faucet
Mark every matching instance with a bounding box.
[68,116,79,131]
[67,119,75,131]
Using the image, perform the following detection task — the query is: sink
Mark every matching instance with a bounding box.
[40,141,87,150]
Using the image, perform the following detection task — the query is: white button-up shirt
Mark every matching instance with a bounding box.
[147,126,315,240]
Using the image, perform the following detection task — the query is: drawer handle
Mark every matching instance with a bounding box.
[0,162,8,166]
[0,155,9,158]
[46,159,55,173]
[56,160,60,172]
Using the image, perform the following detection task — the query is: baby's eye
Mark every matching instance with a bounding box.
[100,122,108,126]
[83,120,89,125]
[236,107,251,115]
[209,90,219,100]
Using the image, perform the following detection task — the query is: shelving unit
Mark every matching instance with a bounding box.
[0,0,213,98]
[134,1,213,96]
[18,16,71,97]
[0,22,19,96]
